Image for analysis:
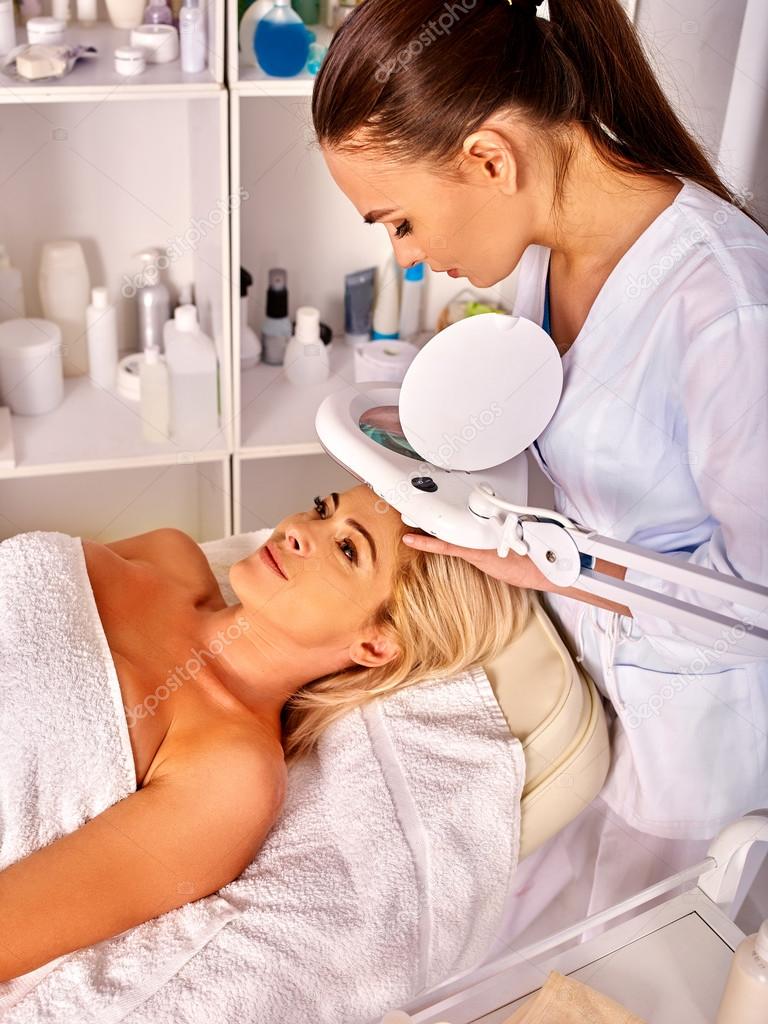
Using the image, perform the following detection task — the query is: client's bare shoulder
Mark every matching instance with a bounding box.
[149,710,287,869]
[103,527,224,606]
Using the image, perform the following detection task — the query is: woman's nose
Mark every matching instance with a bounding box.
[284,523,315,556]
[388,234,425,269]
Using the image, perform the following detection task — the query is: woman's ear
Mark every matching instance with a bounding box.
[461,127,519,195]
[348,629,400,669]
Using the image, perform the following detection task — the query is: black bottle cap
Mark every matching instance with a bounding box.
[266,268,288,319]
[240,266,253,298]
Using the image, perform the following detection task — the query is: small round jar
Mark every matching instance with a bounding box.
[114,45,146,76]
[129,24,179,64]
[26,16,66,45]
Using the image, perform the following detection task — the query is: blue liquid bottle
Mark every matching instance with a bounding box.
[254,0,310,77]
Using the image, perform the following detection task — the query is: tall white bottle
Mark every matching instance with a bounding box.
[179,0,206,72]
[398,262,424,342]
[284,306,329,386]
[163,303,218,448]
[0,244,25,323]
[38,240,91,377]
[85,286,119,390]
[716,919,768,1024]
[139,346,170,442]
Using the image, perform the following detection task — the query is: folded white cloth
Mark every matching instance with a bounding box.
[1,530,525,1024]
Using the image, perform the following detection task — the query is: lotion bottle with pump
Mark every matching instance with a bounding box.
[284,306,329,386]
[715,919,768,1024]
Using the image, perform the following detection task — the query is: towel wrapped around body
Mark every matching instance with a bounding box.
[0,529,526,1024]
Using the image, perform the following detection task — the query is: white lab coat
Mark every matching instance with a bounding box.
[513,179,768,842]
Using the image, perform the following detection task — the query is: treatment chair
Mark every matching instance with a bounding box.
[484,593,610,859]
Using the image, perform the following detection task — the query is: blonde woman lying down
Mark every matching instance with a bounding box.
[0,484,530,983]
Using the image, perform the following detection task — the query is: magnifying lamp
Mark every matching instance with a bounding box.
[316,313,768,658]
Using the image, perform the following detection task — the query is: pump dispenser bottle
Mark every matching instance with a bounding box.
[716,919,768,1024]
[260,268,292,365]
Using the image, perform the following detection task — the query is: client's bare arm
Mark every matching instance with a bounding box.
[0,728,285,982]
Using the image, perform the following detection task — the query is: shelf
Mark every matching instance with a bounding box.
[238,340,355,456]
[0,373,228,479]
[233,23,330,97]
[237,332,434,458]
[0,19,221,102]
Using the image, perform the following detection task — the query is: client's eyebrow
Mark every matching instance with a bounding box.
[363,208,397,224]
[330,492,378,566]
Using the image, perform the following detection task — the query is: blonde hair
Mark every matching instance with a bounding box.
[281,543,532,764]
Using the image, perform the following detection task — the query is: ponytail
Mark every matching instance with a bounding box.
[313,0,757,220]
[546,0,738,207]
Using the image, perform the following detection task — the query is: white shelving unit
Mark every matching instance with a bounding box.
[0,0,232,541]
[1,0,521,542]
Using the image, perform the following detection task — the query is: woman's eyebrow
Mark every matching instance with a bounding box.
[330,493,377,565]
[363,208,397,224]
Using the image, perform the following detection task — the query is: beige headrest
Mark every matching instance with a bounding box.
[484,595,610,859]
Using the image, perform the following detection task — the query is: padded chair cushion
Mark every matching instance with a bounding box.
[484,594,610,858]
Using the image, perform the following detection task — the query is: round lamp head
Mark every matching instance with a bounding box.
[398,313,563,471]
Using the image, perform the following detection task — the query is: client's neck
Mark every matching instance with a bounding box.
[193,602,351,726]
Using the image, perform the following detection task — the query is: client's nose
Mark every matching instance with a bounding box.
[284,524,314,557]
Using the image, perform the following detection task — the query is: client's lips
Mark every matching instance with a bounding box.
[260,542,288,580]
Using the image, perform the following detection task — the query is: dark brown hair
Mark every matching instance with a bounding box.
[312,0,753,217]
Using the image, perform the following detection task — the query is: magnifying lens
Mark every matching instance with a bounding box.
[316,313,564,552]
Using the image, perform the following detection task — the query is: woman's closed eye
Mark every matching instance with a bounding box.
[312,495,358,566]
[394,219,412,239]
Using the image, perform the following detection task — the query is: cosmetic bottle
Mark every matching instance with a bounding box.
[139,345,170,441]
[344,266,375,346]
[179,0,206,72]
[284,306,329,386]
[163,303,218,447]
[398,262,424,342]
[0,0,16,52]
[261,268,293,365]
[372,254,400,340]
[239,0,272,65]
[85,286,119,390]
[76,0,97,25]
[239,266,261,369]
[143,0,172,24]
[38,240,91,377]
[291,0,318,22]
[254,0,310,77]
[716,919,768,1024]
[0,244,26,323]
[134,249,170,354]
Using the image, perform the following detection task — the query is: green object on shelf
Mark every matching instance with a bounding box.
[291,0,319,23]
[465,300,506,317]
[238,0,259,26]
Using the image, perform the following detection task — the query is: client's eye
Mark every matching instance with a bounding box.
[313,495,328,518]
[339,538,357,565]
[394,219,412,239]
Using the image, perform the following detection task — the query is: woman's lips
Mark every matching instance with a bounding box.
[447,268,460,278]
[259,543,287,580]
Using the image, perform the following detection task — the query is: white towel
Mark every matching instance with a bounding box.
[0,531,239,1013]
[1,530,525,1024]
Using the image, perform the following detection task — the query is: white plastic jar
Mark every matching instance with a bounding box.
[0,318,63,416]
[26,16,66,44]
[114,44,146,76]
